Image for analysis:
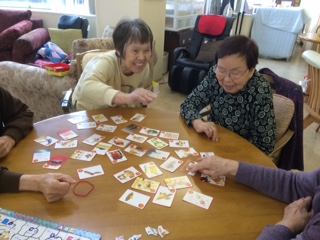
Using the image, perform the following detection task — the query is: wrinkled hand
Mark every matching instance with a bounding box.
[187,155,239,178]
[192,119,218,141]
[276,196,314,234]
[0,135,15,158]
[126,88,157,105]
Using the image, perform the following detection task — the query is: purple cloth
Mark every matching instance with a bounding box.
[236,162,320,239]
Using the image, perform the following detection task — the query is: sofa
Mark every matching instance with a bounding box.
[0,9,50,64]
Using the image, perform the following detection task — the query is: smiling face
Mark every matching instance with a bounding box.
[215,54,255,94]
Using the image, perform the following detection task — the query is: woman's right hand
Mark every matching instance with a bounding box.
[192,119,219,141]
[114,88,157,106]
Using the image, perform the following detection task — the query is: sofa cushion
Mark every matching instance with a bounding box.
[48,28,82,54]
[0,9,32,33]
[0,20,33,51]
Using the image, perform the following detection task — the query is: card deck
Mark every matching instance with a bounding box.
[70,149,96,161]
[92,142,112,155]
[183,189,213,209]
[77,165,104,179]
[175,147,199,158]
[200,174,226,187]
[34,135,58,146]
[108,137,131,148]
[124,144,147,157]
[57,129,78,140]
[139,162,163,178]
[164,176,193,190]
[169,140,189,148]
[32,149,51,163]
[92,114,108,123]
[130,113,146,122]
[122,124,141,133]
[114,166,142,183]
[43,155,69,170]
[146,149,170,161]
[119,189,150,209]
[147,137,168,149]
[152,186,176,207]
[55,139,78,148]
[160,157,183,172]
[126,133,148,143]
[139,127,160,136]
[131,177,160,193]
[179,159,198,176]
[111,115,127,124]
[107,149,127,164]
[77,122,97,129]
[67,115,89,124]
[159,131,179,140]
[83,134,105,146]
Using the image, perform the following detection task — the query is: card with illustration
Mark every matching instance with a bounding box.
[139,162,163,178]
[32,149,51,163]
[183,189,213,210]
[200,152,215,157]
[58,129,78,140]
[77,165,104,180]
[67,115,89,124]
[126,133,148,143]
[159,131,179,140]
[34,135,58,146]
[121,123,141,133]
[179,159,198,176]
[175,147,199,158]
[55,139,78,148]
[139,127,160,136]
[70,149,96,161]
[119,189,150,209]
[43,155,69,170]
[92,114,108,123]
[200,173,226,187]
[130,113,146,122]
[131,177,160,193]
[147,137,168,149]
[146,149,170,161]
[108,136,131,148]
[83,134,105,146]
[160,156,183,173]
[169,140,190,148]
[77,121,97,129]
[114,166,142,183]
[164,176,193,190]
[111,115,128,124]
[96,124,117,132]
[107,149,127,164]
[152,186,176,207]
[124,144,147,157]
[92,142,112,155]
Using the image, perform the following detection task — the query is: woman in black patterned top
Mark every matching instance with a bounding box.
[180,35,276,155]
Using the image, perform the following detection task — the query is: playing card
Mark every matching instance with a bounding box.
[131,177,160,193]
[175,147,199,158]
[70,149,96,161]
[159,131,179,140]
[152,186,176,207]
[124,144,147,157]
[179,159,198,176]
[139,162,163,178]
[160,157,183,172]
[83,134,105,146]
[147,149,170,161]
[108,137,131,148]
[54,139,78,148]
[200,174,226,187]
[130,113,146,122]
[200,152,215,157]
[42,155,69,170]
[114,166,142,183]
[126,133,148,143]
[139,127,160,136]
[77,165,104,179]
[119,189,150,209]
[32,149,51,163]
[169,140,190,148]
[96,124,117,132]
[77,121,97,129]
[67,115,89,124]
[183,189,213,209]
[57,129,78,140]
[147,137,168,149]
[34,135,58,146]
[92,142,112,155]
[164,176,193,190]
[121,123,141,133]
[107,149,127,164]
[92,114,108,123]
[111,115,128,124]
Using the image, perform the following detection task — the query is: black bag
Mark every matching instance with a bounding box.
[58,15,89,38]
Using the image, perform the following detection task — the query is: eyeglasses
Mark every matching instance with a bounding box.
[214,66,248,80]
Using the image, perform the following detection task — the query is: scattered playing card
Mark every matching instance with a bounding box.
[119,189,150,209]
[114,166,142,183]
[70,149,96,161]
[96,124,117,132]
[92,142,112,155]
[111,115,128,124]
[160,157,183,172]
[107,149,127,164]
[183,189,213,209]
[139,127,160,136]
[152,186,176,207]
[147,137,168,149]
[55,139,78,148]
[139,162,163,178]
[175,147,199,158]
[83,134,105,146]
[67,115,89,124]
[130,113,146,122]
[77,122,97,129]
[92,114,108,123]
[169,140,190,148]
[77,165,104,179]
[124,144,147,157]
[43,155,69,170]
[164,176,193,190]
[57,129,78,140]
[126,133,148,143]
[179,159,198,176]
[32,149,51,163]
[147,149,170,161]
[200,152,215,157]
[121,123,141,133]
[200,174,226,187]
[131,177,160,193]
[108,137,131,148]
[159,131,179,140]
[34,135,58,146]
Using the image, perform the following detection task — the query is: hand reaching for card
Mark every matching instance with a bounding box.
[113,88,157,106]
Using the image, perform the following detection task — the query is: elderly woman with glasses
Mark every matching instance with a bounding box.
[180,35,276,155]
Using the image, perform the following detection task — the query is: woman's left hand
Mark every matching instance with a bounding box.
[192,119,218,141]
